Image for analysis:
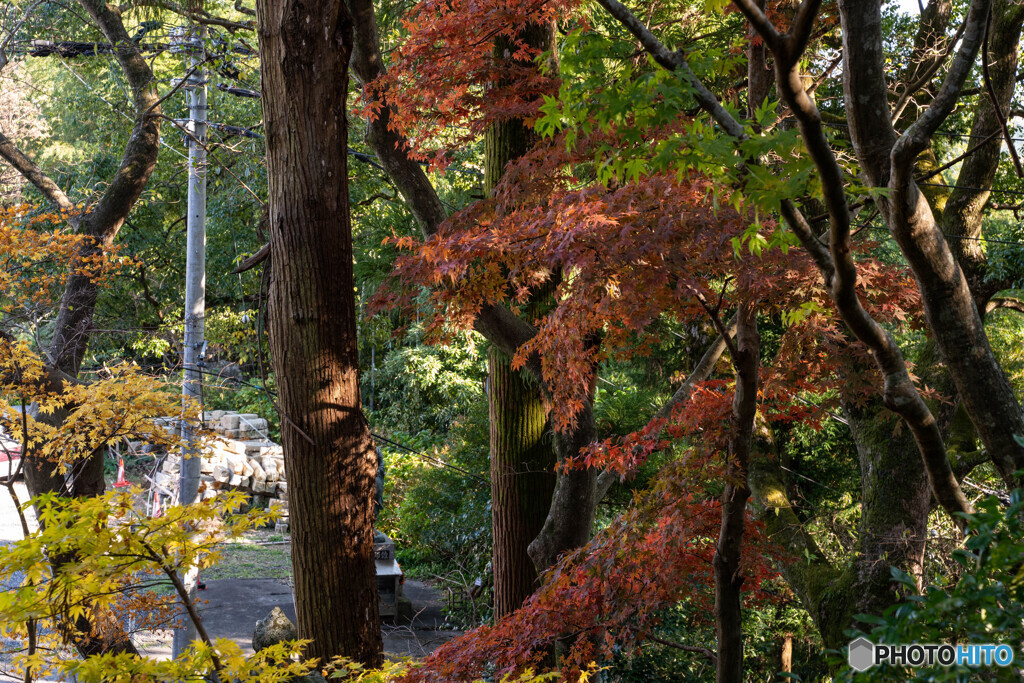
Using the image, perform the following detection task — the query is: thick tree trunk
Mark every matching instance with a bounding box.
[488,347,556,617]
[484,25,560,617]
[748,391,932,649]
[847,405,929,611]
[256,0,383,666]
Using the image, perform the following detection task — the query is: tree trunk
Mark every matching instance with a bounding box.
[256,0,383,666]
[748,387,933,649]
[484,25,560,618]
[488,347,556,618]
[347,0,600,580]
[846,405,929,614]
[713,301,758,683]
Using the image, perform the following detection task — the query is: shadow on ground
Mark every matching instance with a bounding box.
[134,578,463,660]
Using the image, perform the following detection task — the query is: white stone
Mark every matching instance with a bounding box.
[249,458,266,480]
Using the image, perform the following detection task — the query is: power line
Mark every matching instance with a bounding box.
[918,181,1024,198]
[821,120,1024,144]
[371,432,489,485]
[852,221,1024,247]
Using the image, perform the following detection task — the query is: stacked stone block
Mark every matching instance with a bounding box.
[148,410,289,529]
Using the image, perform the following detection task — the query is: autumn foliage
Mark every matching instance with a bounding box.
[0,207,311,682]
[364,0,572,163]
[364,0,931,668]
[368,141,926,676]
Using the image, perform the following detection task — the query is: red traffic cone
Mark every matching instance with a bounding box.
[113,458,130,488]
[152,490,163,518]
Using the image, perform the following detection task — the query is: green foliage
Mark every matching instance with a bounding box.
[366,332,492,625]
[537,11,817,256]
[0,488,314,682]
[366,330,487,435]
[986,306,1024,398]
[607,598,829,682]
[840,490,1024,682]
[983,218,1024,290]
[375,418,492,584]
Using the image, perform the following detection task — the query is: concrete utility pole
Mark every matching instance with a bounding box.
[172,23,207,658]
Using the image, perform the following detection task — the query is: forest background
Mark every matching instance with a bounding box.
[0,0,1023,680]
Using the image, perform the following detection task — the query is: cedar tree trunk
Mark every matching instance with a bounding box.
[488,347,556,618]
[484,25,558,618]
[256,0,383,666]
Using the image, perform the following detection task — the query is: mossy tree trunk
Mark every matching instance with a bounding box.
[749,393,934,650]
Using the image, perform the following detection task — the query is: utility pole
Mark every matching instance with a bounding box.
[171,23,207,659]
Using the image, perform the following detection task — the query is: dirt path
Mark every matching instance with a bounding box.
[133,578,463,659]
[2,490,459,672]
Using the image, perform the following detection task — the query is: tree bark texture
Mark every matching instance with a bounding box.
[838,0,1024,486]
[942,0,1024,302]
[256,0,383,666]
[846,403,929,613]
[484,23,561,617]
[747,388,932,649]
[713,302,758,683]
[488,347,556,618]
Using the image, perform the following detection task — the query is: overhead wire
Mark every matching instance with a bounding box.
[821,119,1024,143]
[370,432,489,485]
[850,220,1024,247]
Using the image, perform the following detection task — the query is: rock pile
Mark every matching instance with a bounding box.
[149,410,289,531]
